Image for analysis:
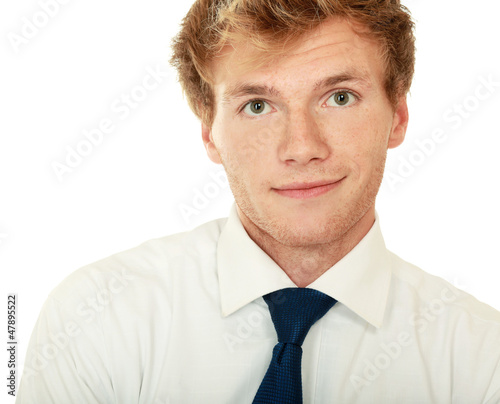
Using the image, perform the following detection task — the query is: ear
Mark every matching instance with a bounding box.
[387,96,409,149]
[201,121,222,164]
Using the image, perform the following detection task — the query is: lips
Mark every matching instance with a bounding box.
[273,178,345,199]
[275,180,340,190]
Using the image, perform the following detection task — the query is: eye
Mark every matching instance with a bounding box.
[325,91,357,107]
[242,99,273,116]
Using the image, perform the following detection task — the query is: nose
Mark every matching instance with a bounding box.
[278,108,330,166]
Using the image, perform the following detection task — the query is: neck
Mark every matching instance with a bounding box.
[237,207,375,287]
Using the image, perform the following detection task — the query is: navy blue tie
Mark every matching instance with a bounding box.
[253,288,337,404]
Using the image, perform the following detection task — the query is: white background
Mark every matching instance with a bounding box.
[1,0,500,399]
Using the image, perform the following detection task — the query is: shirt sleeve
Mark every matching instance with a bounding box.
[16,294,115,404]
[484,362,500,404]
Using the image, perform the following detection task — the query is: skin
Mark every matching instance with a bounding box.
[202,17,409,287]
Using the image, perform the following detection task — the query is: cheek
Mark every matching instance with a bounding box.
[323,108,390,176]
[225,120,281,165]
[210,117,276,186]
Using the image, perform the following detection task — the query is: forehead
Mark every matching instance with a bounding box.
[211,18,385,100]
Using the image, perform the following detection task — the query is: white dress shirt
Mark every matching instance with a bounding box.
[17,203,500,403]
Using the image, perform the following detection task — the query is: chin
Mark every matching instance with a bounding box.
[264,213,351,247]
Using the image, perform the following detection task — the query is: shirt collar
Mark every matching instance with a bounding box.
[217,202,392,328]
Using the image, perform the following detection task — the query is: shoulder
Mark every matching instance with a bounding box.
[386,252,500,398]
[48,216,227,307]
[388,251,500,330]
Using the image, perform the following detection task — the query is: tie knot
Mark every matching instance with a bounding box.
[263,288,336,346]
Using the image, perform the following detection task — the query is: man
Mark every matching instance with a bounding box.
[17,0,500,403]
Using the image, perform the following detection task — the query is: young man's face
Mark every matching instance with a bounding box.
[203,17,408,247]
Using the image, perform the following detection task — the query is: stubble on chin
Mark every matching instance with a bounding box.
[231,151,387,250]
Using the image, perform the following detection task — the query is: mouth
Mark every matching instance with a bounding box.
[272,178,345,200]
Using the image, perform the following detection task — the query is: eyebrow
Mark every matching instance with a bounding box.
[221,83,281,105]
[313,71,371,91]
[221,70,371,105]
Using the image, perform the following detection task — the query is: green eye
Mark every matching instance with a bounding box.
[326,91,356,107]
[243,100,272,116]
[251,101,264,114]
[335,92,349,105]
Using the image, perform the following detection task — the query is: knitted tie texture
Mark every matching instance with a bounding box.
[253,288,337,404]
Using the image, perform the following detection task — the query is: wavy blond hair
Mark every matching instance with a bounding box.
[170,0,415,126]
